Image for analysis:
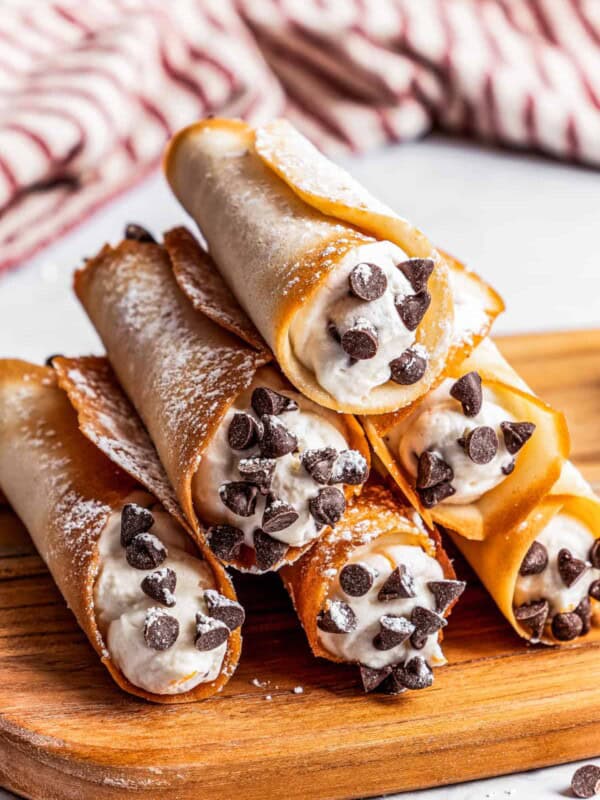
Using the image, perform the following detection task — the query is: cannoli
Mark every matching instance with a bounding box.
[71,231,370,572]
[280,483,464,694]
[165,117,455,415]
[450,462,600,645]
[0,359,242,702]
[364,338,569,540]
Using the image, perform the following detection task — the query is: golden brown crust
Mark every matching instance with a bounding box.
[164,226,272,359]
[0,359,241,703]
[280,482,456,663]
[364,339,570,539]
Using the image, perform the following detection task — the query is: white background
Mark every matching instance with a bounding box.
[0,135,599,799]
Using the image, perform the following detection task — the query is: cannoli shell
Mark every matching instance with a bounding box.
[364,337,569,540]
[165,117,453,414]
[0,360,241,702]
[73,238,370,571]
[280,483,456,663]
[449,462,600,644]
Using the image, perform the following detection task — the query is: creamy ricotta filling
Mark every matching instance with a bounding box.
[193,367,365,552]
[389,378,516,505]
[289,240,424,403]
[94,492,228,695]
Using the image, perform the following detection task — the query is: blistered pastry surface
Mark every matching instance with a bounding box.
[74,240,264,533]
[164,226,272,359]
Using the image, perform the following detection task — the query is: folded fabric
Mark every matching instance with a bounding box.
[0,359,243,702]
[2,0,600,273]
[281,482,464,694]
[67,228,370,572]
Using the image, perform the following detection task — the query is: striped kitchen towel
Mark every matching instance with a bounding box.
[1,0,599,273]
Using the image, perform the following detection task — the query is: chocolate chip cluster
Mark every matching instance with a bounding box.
[118,503,244,653]
[207,387,368,570]
[316,559,464,694]
[514,538,600,641]
[328,258,434,385]
[415,370,536,508]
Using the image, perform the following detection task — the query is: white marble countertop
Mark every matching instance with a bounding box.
[0,134,598,799]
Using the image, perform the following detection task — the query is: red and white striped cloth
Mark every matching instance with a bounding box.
[1,0,600,273]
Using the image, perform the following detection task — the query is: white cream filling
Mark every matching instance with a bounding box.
[193,367,350,548]
[289,240,420,404]
[514,514,600,618]
[389,378,515,505]
[94,492,227,695]
[318,538,446,670]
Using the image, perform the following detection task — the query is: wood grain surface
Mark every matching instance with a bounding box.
[0,330,599,800]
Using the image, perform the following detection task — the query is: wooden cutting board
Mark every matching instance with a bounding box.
[1,330,599,800]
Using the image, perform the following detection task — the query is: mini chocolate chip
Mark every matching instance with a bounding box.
[500,421,536,454]
[575,596,592,635]
[373,615,415,650]
[349,262,388,301]
[418,481,456,508]
[251,387,298,416]
[302,447,337,484]
[317,599,357,633]
[558,548,587,588]
[427,580,466,614]
[141,567,177,607]
[204,589,245,631]
[329,450,369,486]
[144,608,179,650]
[590,539,600,569]
[228,413,262,450]
[238,457,276,494]
[120,503,154,546]
[309,487,346,527]
[396,291,431,331]
[514,599,549,640]
[397,258,434,293]
[377,671,407,695]
[262,495,299,533]
[410,606,447,649]
[459,426,498,465]
[450,371,482,417]
[341,320,379,360]
[44,353,63,367]
[552,611,583,641]
[125,223,155,243]
[417,451,454,489]
[194,612,230,651]
[340,563,376,597]
[260,415,298,459]
[207,525,244,561]
[359,663,393,693]
[378,565,416,601]
[572,764,600,799]
[126,533,167,570]
[589,579,600,601]
[389,347,428,385]
[519,541,549,576]
[396,656,434,690]
[502,460,516,475]
[253,529,288,571]
[219,481,258,518]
